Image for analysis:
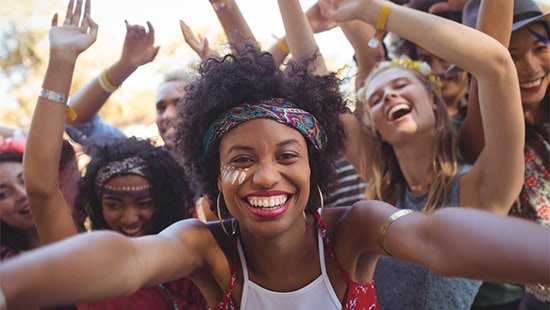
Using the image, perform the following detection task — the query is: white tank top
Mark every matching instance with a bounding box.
[237,230,342,310]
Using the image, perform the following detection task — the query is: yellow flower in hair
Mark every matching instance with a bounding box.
[371,58,443,96]
[363,58,443,99]
[402,58,413,67]
[428,75,442,94]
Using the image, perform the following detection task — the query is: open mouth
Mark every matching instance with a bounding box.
[520,78,543,92]
[243,193,292,218]
[388,103,412,121]
[246,194,289,210]
[18,206,30,215]
[120,226,144,237]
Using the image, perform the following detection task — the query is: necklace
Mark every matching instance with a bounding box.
[158,283,179,310]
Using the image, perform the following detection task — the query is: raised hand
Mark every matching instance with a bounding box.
[306,2,338,33]
[49,0,98,59]
[180,20,220,59]
[428,0,468,14]
[120,20,160,68]
[319,0,374,24]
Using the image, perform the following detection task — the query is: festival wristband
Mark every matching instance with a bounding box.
[368,2,391,48]
[39,88,77,121]
[377,209,415,256]
[275,40,289,54]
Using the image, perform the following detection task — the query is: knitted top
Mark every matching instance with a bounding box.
[374,165,482,310]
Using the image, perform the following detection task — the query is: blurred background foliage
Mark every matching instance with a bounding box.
[0,0,224,132]
[2,0,548,132]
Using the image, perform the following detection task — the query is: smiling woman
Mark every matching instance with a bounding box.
[0,1,549,309]
[74,138,190,235]
[0,153,35,259]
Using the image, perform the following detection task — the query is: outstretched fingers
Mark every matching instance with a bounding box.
[146,21,155,41]
[52,13,59,27]
[180,20,194,43]
[71,0,84,26]
[81,0,92,28]
[86,15,99,42]
[202,37,210,57]
[63,0,74,25]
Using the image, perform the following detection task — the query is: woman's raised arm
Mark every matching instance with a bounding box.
[24,0,98,243]
[66,20,159,125]
[458,0,514,164]
[321,0,525,213]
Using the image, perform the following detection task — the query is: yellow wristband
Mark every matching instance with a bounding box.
[66,106,78,121]
[368,3,391,48]
[99,70,118,93]
[377,209,414,256]
[376,3,391,31]
[275,40,289,54]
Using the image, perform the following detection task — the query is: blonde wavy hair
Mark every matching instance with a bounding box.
[355,61,460,212]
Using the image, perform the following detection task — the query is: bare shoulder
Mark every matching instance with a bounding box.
[156,219,235,261]
[155,219,235,298]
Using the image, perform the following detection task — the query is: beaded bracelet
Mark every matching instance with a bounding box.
[377,209,415,256]
[39,88,77,121]
[368,2,391,48]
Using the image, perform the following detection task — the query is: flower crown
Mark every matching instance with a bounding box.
[357,58,443,102]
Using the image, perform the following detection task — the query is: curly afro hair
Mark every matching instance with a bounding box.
[73,137,195,233]
[175,46,348,215]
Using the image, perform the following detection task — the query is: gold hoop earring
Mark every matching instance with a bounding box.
[303,210,313,227]
[317,185,324,225]
[217,192,237,236]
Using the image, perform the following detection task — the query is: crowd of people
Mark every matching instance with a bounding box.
[0,0,548,309]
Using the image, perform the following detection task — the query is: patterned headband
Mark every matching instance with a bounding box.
[94,157,149,197]
[202,98,328,155]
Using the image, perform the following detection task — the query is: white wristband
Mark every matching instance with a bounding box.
[97,75,115,93]
[0,284,7,310]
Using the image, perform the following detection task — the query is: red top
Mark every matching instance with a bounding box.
[78,277,206,310]
[210,211,379,310]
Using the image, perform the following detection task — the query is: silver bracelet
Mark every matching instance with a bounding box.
[39,88,68,105]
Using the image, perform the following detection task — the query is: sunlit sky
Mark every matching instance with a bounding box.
[3,0,549,132]
[91,0,353,63]
[51,0,357,101]
[7,0,550,95]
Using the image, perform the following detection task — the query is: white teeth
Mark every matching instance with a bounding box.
[520,79,542,88]
[388,103,411,120]
[121,227,141,235]
[247,195,288,209]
